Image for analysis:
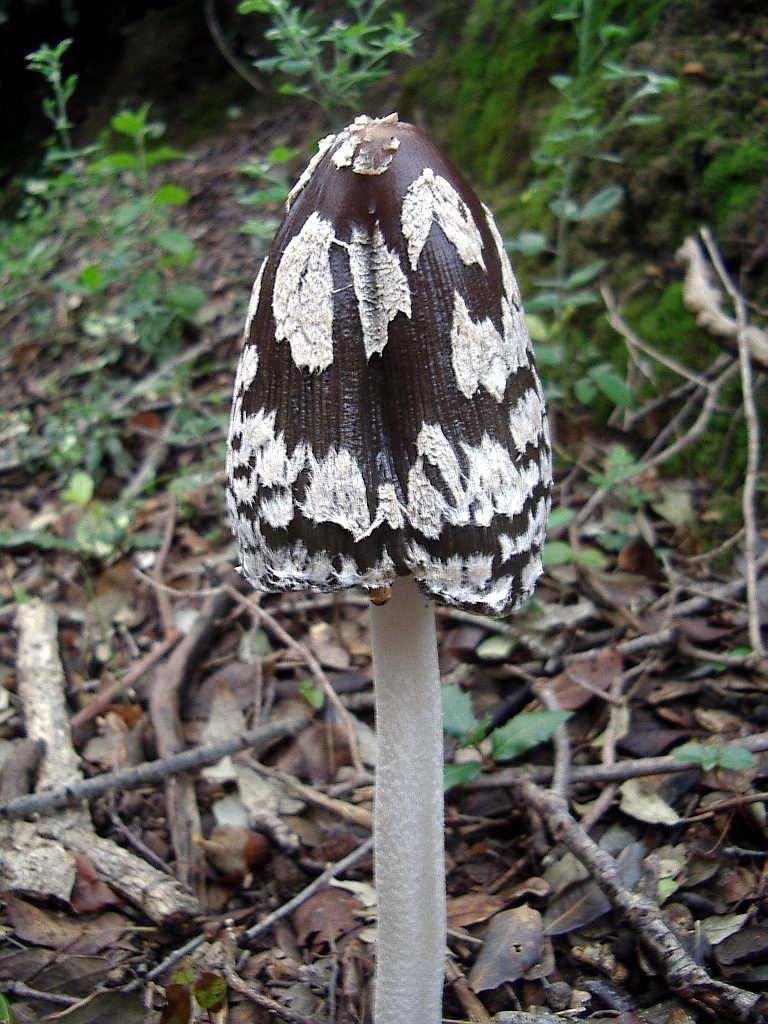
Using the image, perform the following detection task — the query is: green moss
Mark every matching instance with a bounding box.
[701,142,768,227]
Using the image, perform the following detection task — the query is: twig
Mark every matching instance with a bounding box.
[0,716,307,820]
[468,731,768,789]
[239,836,374,947]
[121,411,178,503]
[70,633,180,735]
[151,495,178,639]
[204,0,266,94]
[573,358,739,530]
[578,666,628,833]
[139,837,374,986]
[10,600,199,923]
[680,791,768,823]
[113,338,221,413]
[224,969,323,1024]
[224,585,363,772]
[701,227,765,656]
[677,235,768,368]
[601,284,711,387]
[539,687,570,797]
[444,959,491,1022]
[518,778,766,1022]
[243,757,373,829]
[149,583,239,884]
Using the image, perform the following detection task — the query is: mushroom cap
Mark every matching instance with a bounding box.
[226,114,552,616]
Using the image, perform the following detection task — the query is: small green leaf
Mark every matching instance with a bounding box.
[151,184,189,206]
[111,108,148,138]
[441,684,481,741]
[62,471,94,506]
[542,541,575,566]
[576,548,608,569]
[444,761,482,792]
[145,146,184,168]
[673,742,719,772]
[0,993,14,1023]
[549,73,572,90]
[80,264,106,291]
[154,229,196,263]
[716,747,756,772]
[577,185,624,221]
[589,364,634,408]
[193,972,226,1011]
[574,376,598,405]
[170,962,196,988]
[165,284,207,315]
[547,507,576,534]
[89,152,138,173]
[476,634,517,662]
[298,679,326,710]
[238,0,273,11]
[492,711,573,762]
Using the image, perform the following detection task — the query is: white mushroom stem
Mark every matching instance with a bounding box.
[369,574,445,1024]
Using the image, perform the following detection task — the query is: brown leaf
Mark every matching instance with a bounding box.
[447,893,505,928]
[676,618,735,643]
[617,539,662,580]
[126,410,163,432]
[543,879,612,936]
[159,984,193,1024]
[200,826,271,882]
[715,926,768,966]
[44,991,145,1024]
[293,887,362,950]
[5,895,129,954]
[468,905,547,991]
[70,853,122,914]
[536,647,623,711]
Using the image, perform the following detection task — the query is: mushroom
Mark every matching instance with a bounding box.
[226,113,552,1024]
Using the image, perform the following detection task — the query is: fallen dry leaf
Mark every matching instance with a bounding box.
[70,853,122,914]
[536,646,623,711]
[447,892,505,928]
[5,894,130,954]
[468,905,549,991]
[293,886,362,950]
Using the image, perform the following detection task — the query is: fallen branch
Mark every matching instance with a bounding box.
[149,582,237,884]
[701,227,765,656]
[469,731,768,789]
[138,836,374,987]
[0,715,306,819]
[677,235,768,369]
[4,600,198,924]
[518,778,766,1023]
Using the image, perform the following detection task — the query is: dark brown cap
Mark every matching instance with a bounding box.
[226,114,551,615]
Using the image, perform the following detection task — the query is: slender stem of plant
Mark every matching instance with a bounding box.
[369,575,445,1024]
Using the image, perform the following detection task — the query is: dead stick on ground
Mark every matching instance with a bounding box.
[0,716,306,819]
[701,227,765,656]
[469,731,768,789]
[8,600,198,923]
[149,582,240,885]
[70,633,180,735]
[151,494,178,639]
[518,778,766,1023]
[224,584,363,773]
[136,837,374,988]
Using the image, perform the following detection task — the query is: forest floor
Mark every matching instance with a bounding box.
[0,113,767,1024]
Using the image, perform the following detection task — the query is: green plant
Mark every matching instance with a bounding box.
[25,38,78,164]
[237,144,297,241]
[0,41,220,561]
[237,0,418,118]
[673,742,756,773]
[442,684,572,790]
[511,0,678,316]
